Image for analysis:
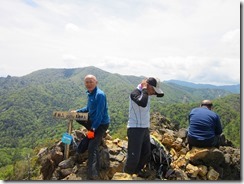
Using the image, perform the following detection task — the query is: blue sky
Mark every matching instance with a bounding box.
[0,0,240,85]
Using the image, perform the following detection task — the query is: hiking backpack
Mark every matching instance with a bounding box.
[149,135,172,179]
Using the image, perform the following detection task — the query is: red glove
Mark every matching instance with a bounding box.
[87,130,95,139]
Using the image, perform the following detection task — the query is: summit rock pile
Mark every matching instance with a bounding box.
[37,112,240,180]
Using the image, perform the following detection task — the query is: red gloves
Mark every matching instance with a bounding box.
[87,130,95,139]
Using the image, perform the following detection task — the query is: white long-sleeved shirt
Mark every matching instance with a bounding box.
[127,85,151,128]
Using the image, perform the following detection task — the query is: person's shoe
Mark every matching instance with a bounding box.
[87,175,100,180]
[137,170,151,178]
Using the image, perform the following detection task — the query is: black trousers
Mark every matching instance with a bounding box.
[187,135,220,149]
[87,123,109,179]
[124,128,151,174]
[76,120,109,179]
[76,119,92,130]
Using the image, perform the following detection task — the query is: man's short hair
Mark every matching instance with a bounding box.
[201,100,213,107]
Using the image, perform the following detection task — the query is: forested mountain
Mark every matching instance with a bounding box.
[0,66,240,172]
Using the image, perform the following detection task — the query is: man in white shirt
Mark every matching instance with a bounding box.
[124,77,164,176]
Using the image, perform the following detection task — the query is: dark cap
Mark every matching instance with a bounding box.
[146,77,164,97]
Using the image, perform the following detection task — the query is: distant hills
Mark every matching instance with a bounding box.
[165,79,240,94]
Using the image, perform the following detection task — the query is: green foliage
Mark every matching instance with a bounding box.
[111,123,127,140]
[213,94,240,147]
[0,164,13,180]
[0,147,33,167]
[0,148,40,180]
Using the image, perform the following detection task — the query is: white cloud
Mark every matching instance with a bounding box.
[97,56,240,85]
[220,29,240,55]
[0,0,240,85]
[221,29,240,43]
[65,23,80,33]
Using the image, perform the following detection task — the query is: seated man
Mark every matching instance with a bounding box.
[187,100,222,149]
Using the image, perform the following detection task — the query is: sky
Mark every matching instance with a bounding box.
[0,0,241,85]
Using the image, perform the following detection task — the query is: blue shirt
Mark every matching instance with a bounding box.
[77,87,110,130]
[188,107,222,140]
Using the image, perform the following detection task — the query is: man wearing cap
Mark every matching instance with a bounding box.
[187,100,222,149]
[124,77,164,176]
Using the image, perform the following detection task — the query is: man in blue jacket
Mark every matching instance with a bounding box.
[124,77,164,177]
[187,100,222,149]
[75,74,110,180]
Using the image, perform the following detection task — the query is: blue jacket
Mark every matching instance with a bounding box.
[188,107,222,140]
[76,87,110,130]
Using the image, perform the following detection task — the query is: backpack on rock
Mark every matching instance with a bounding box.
[149,135,172,179]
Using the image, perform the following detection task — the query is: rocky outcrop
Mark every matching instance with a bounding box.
[38,112,240,180]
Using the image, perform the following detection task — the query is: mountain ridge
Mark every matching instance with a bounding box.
[165,79,240,94]
[2,66,239,93]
